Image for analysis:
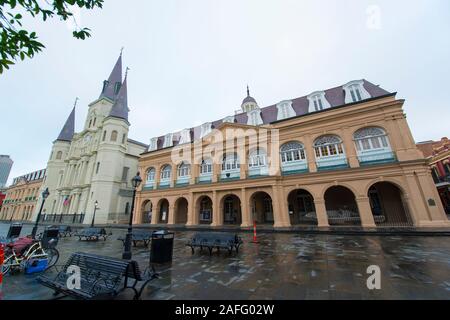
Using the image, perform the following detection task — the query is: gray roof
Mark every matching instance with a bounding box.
[242,95,257,104]
[56,107,75,142]
[108,74,128,121]
[147,80,392,153]
[99,54,123,101]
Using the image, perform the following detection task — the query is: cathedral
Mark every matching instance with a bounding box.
[33,54,148,225]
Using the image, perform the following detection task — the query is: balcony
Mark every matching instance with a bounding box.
[316,155,348,171]
[358,149,396,166]
[248,166,269,178]
[176,176,190,187]
[220,169,240,181]
[197,173,212,184]
[142,181,155,191]
[158,178,171,189]
[281,161,308,175]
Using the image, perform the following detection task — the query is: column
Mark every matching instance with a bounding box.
[154,165,161,189]
[151,199,158,224]
[168,202,175,224]
[211,191,221,226]
[190,164,198,185]
[273,185,291,228]
[303,134,317,173]
[314,198,329,227]
[240,188,251,228]
[186,193,196,225]
[355,196,376,228]
[341,127,359,168]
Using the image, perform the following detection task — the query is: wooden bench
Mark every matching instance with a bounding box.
[186,232,243,255]
[117,230,153,247]
[75,227,109,241]
[36,252,158,300]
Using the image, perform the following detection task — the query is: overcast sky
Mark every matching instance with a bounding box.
[1,0,450,185]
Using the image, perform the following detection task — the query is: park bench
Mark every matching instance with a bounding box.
[36,252,159,300]
[75,227,109,241]
[117,230,153,247]
[48,225,73,237]
[186,232,243,255]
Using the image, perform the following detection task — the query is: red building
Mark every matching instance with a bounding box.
[0,191,6,213]
[417,137,450,215]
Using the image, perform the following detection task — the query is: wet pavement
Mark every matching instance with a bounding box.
[1,223,449,300]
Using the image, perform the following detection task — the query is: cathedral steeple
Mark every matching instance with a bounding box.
[56,103,76,142]
[241,85,258,112]
[99,52,123,101]
[108,67,129,121]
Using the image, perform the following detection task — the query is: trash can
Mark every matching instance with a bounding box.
[150,230,174,263]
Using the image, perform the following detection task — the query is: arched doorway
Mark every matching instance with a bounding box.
[324,186,360,225]
[222,195,241,225]
[287,189,317,225]
[250,192,274,224]
[158,199,169,224]
[368,182,413,227]
[197,196,212,224]
[141,200,152,223]
[174,197,188,224]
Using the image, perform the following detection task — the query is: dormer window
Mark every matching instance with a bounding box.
[163,133,173,148]
[247,110,263,126]
[149,137,158,151]
[200,123,212,138]
[343,80,371,104]
[276,100,295,120]
[179,129,191,144]
[307,91,331,113]
[102,80,109,93]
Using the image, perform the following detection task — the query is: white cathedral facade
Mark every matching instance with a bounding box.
[33,54,148,224]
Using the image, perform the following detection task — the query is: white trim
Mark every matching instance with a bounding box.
[276,100,296,120]
[247,109,263,126]
[149,137,158,151]
[163,133,173,148]
[200,122,212,138]
[222,116,235,123]
[343,80,371,104]
[307,91,331,113]
[179,129,191,144]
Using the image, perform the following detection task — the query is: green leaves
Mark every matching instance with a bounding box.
[0,0,104,74]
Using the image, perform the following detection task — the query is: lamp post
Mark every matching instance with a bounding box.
[91,200,98,227]
[31,188,49,239]
[122,172,142,260]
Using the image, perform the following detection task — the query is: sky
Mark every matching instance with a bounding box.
[1,0,450,186]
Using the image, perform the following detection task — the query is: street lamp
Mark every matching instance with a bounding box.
[122,172,142,260]
[91,200,99,227]
[31,188,50,239]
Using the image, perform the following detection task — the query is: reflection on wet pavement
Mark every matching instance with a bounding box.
[1,223,449,300]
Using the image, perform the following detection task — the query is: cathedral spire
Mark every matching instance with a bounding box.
[99,52,123,101]
[56,103,76,142]
[108,67,129,121]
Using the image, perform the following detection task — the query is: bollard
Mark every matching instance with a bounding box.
[252,220,259,243]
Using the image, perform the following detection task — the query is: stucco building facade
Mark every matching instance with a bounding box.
[0,169,46,221]
[135,80,449,229]
[33,54,148,225]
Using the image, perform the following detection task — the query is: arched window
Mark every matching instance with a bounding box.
[248,148,267,168]
[178,162,191,177]
[222,153,240,171]
[354,127,390,151]
[146,168,155,182]
[110,130,118,142]
[160,165,171,180]
[314,135,344,158]
[280,142,306,163]
[200,158,212,175]
[56,151,63,160]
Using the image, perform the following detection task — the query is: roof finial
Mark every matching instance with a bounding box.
[73,97,79,108]
[247,85,250,97]
[125,66,130,78]
[120,47,124,56]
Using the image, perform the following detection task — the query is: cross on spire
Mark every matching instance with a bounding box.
[247,85,250,97]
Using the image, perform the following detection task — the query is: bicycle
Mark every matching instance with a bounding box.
[1,238,59,275]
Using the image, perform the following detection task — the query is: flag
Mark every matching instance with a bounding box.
[63,196,71,206]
